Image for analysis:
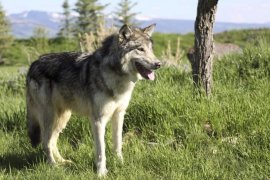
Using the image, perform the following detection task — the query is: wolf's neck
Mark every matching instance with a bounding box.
[101,66,136,97]
[94,35,137,96]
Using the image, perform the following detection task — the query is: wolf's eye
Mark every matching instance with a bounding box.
[137,47,145,52]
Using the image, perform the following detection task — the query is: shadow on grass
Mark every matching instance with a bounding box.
[0,149,44,170]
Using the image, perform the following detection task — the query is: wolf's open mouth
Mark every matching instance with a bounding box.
[135,62,155,80]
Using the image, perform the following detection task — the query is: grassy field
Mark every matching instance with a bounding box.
[0,29,270,179]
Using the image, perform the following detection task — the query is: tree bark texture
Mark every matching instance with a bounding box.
[193,0,218,96]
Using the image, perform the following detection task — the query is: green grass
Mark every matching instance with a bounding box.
[0,66,20,77]
[3,38,80,66]
[214,28,270,48]
[0,30,270,179]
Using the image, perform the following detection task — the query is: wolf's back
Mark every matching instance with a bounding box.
[26,52,82,84]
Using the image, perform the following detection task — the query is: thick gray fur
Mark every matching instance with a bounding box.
[26,24,160,176]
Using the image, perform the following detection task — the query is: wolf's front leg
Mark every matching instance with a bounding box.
[91,120,108,176]
[112,110,125,161]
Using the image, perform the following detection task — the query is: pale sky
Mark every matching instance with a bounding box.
[1,0,270,23]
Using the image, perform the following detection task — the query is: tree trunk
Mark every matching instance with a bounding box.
[193,0,218,96]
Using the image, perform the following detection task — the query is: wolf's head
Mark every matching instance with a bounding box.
[116,24,161,81]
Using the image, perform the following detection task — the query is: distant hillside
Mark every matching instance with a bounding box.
[9,11,62,38]
[8,10,270,39]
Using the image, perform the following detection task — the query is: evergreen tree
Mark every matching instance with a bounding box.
[74,0,107,34]
[58,0,72,38]
[31,26,49,54]
[114,0,139,26]
[0,3,13,63]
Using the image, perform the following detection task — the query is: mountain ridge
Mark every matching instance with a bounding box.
[8,10,270,38]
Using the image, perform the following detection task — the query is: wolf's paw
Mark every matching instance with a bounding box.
[97,167,108,177]
[117,153,124,164]
[47,159,57,166]
[59,159,74,165]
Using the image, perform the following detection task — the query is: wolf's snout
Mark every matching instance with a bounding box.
[152,61,161,69]
[154,62,161,69]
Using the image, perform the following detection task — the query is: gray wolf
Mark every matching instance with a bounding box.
[26,24,161,176]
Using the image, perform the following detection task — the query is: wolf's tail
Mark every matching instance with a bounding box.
[27,108,41,147]
[26,76,41,147]
[27,119,41,147]
[26,85,41,147]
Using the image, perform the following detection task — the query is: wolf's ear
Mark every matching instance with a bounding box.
[119,24,133,43]
[142,24,156,37]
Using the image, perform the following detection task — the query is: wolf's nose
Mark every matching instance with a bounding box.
[154,62,161,69]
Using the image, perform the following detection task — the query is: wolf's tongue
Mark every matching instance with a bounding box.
[147,71,155,81]
[135,62,155,80]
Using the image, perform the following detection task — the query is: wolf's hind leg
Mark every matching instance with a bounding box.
[43,131,56,164]
[41,106,59,165]
[51,110,72,164]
